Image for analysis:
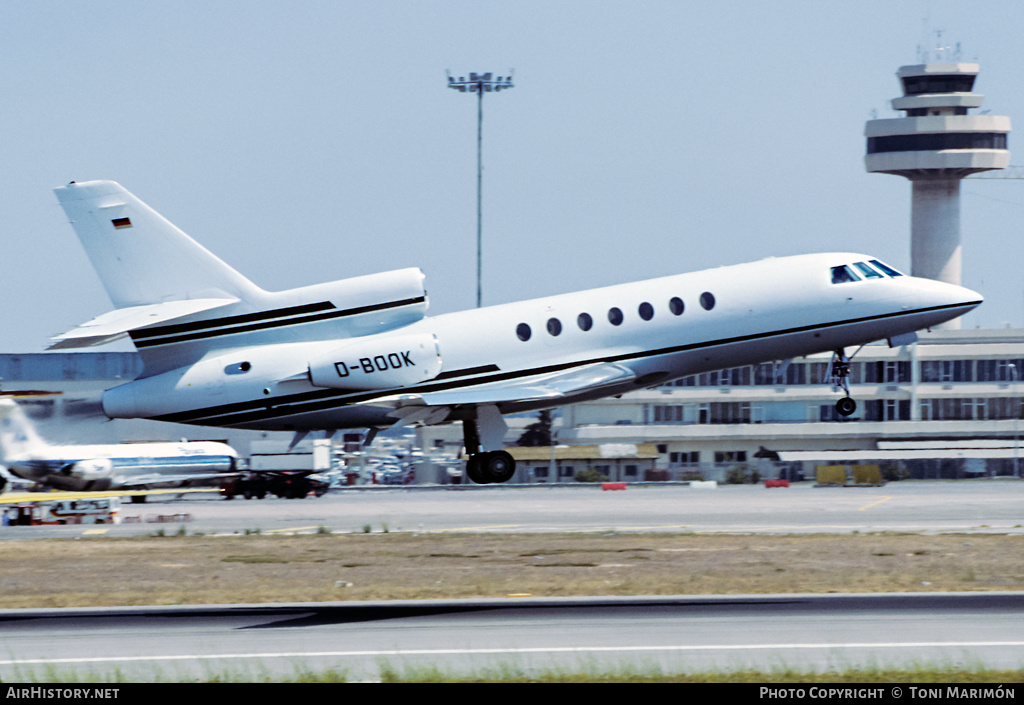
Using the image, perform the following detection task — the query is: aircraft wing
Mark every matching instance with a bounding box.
[48,298,239,349]
[366,362,636,424]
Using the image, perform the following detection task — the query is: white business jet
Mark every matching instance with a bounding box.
[50,181,981,483]
[0,398,241,493]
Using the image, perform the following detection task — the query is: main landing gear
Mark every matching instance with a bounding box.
[466,450,516,484]
[463,405,517,484]
[830,348,857,417]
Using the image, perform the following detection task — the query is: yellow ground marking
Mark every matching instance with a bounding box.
[431,524,525,533]
[263,526,324,534]
[0,488,216,504]
[858,496,894,512]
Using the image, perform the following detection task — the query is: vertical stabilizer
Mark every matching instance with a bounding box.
[0,399,48,463]
[54,181,263,309]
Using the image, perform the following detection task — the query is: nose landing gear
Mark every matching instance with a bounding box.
[831,348,857,417]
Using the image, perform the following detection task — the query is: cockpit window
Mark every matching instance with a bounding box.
[830,265,861,284]
[870,259,904,277]
[853,261,884,279]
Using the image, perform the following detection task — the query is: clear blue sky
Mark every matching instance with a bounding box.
[3,0,1024,352]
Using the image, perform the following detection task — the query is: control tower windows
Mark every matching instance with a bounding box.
[867,132,1007,154]
[906,107,969,117]
[901,74,976,95]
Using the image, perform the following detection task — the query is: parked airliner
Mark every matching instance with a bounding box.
[50,181,981,483]
[0,398,242,493]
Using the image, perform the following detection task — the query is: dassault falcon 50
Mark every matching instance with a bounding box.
[49,180,982,483]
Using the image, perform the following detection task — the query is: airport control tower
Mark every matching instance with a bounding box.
[865,57,1010,324]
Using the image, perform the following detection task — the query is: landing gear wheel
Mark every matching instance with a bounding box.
[465,451,516,484]
[835,396,857,417]
[482,450,516,484]
[465,454,489,484]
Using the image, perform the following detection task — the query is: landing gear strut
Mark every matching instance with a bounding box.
[830,348,857,417]
[463,405,516,484]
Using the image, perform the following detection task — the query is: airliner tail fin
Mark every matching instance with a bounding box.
[0,399,48,463]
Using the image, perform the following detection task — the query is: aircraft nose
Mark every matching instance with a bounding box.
[906,276,983,327]
[941,280,983,310]
[959,284,984,307]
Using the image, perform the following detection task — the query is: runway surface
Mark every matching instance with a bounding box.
[2,481,1022,680]
[1,593,1022,681]
[3,480,1023,539]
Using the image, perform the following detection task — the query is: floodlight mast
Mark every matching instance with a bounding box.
[447,71,514,308]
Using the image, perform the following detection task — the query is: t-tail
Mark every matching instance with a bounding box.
[0,399,48,465]
[52,181,429,374]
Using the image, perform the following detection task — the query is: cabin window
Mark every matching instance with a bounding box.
[699,292,716,311]
[516,323,532,341]
[577,312,593,331]
[853,262,884,279]
[608,307,624,326]
[870,259,904,277]
[669,297,684,315]
[638,302,654,321]
[830,265,861,284]
[547,318,563,336]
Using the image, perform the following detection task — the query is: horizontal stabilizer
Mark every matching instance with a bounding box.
[368,362,636,419]
[48,298,239,349]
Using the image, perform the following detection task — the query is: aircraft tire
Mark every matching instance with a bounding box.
[836,397,857,417]
[482,450,516,484]
[465,455,489,484]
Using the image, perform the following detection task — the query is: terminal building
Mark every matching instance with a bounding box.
[556,329,1024,482]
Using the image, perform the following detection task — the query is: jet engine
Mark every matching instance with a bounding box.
[62,458,114,480]
[308,333,442,390]
[51,458,115,490]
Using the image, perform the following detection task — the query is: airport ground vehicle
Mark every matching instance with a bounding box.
[220,472,329,499]
[220,439,332,499]
[2,497,122,525]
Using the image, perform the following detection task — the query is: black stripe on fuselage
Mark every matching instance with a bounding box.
[130,297,427,348]
[433,364,501,380]
[147,299,979,427]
